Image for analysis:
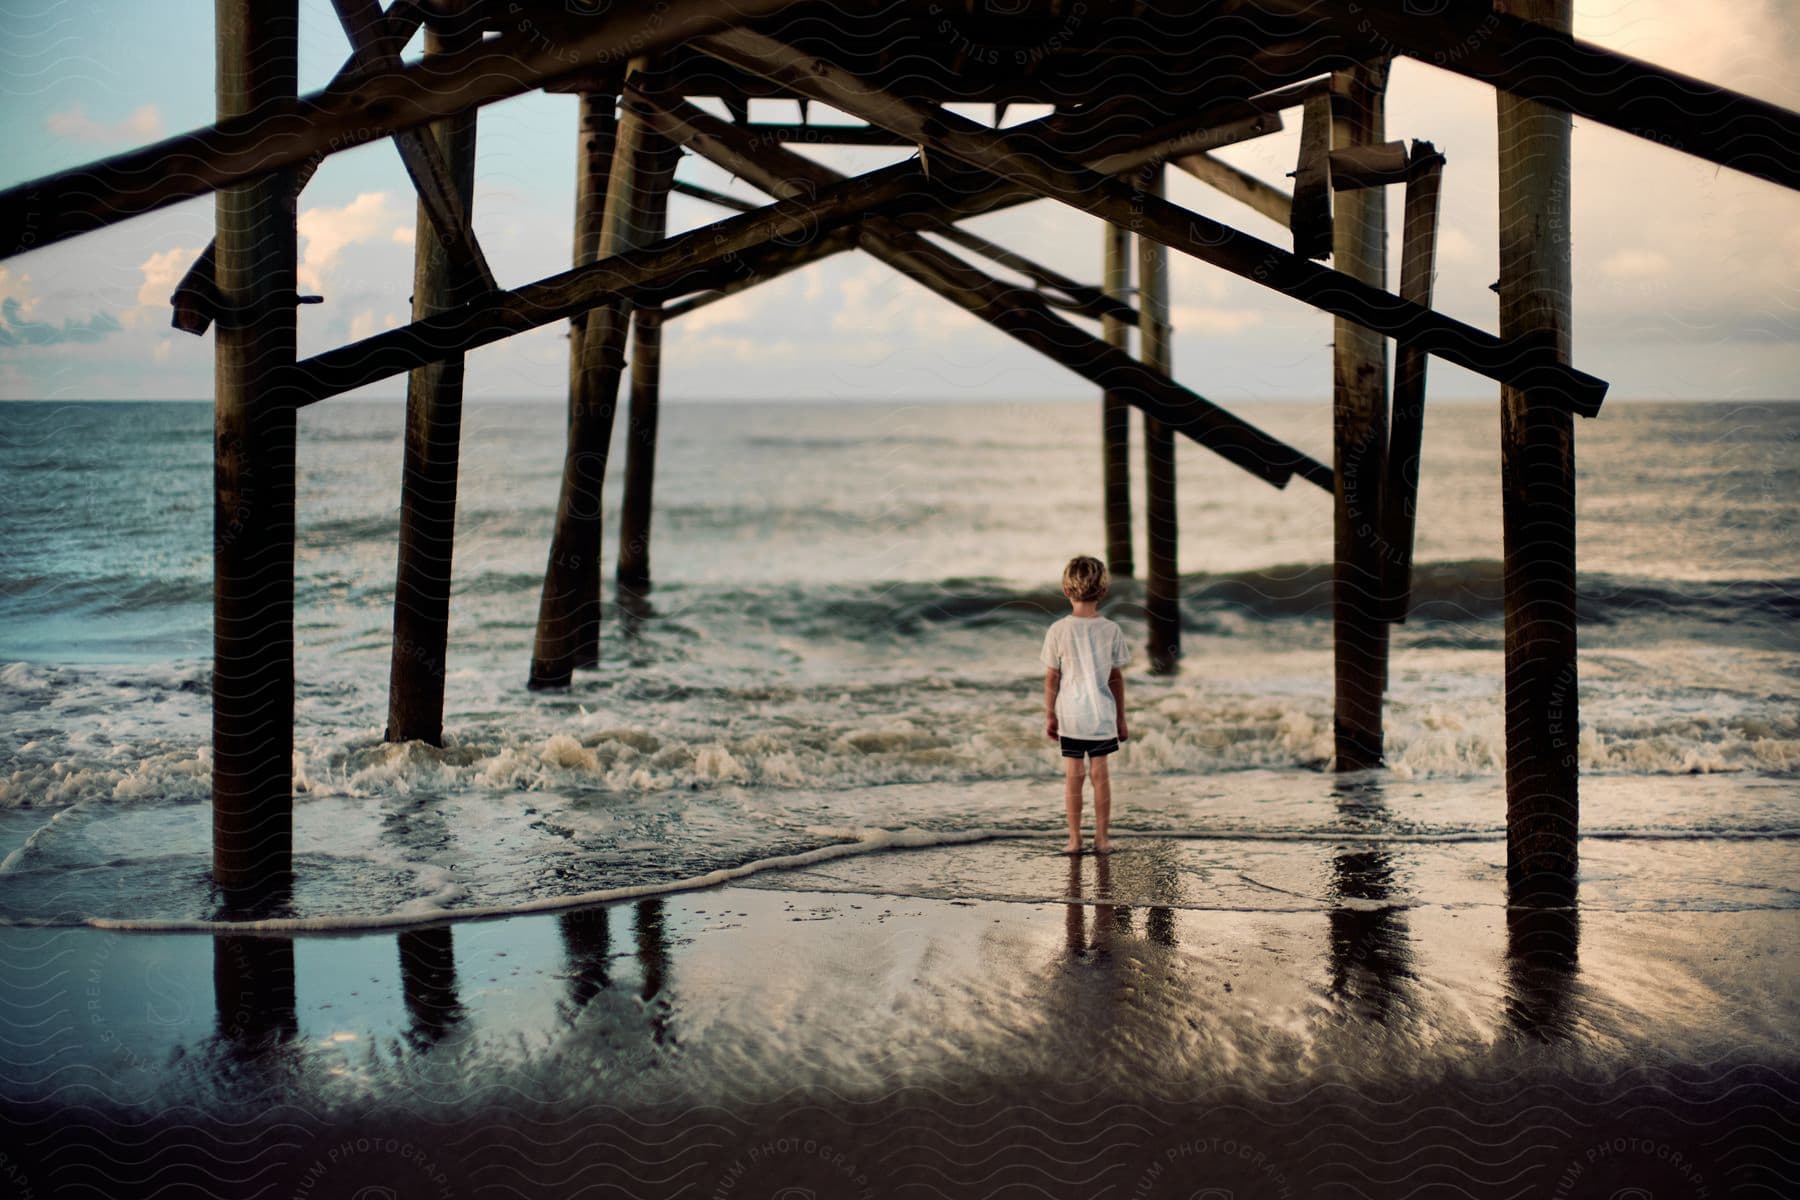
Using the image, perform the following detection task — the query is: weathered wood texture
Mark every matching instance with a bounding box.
[211,0,299,900]
[533,78,681,688]
[0,0,799,257]
[1497,0,1579,905]
[1243,0,1800,192]
[1101,222,1134,578]
[385,7,483,747]
[1330,61,1392,771]
[694,27,1610,416]
[171,0,424,335]
[1138,165,1180,674]
[1380,142,1445,625]
[616,134,683,593]
[1174,152,1291,226]
[1290,93,1334,260]
[633,92,1330,492]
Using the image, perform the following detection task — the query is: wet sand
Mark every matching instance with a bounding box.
[1,837,1795,1198]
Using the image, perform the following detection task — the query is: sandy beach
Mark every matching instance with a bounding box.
[3,835,1794,1198]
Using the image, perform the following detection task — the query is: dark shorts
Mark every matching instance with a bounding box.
[1060,735,1119,759]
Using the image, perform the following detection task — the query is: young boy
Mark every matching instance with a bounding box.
[1040,554,1130,854]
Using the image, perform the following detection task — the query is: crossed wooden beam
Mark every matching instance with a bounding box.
[171,0,496,334]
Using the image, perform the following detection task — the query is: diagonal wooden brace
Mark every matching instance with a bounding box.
[629,89,1330,492]
[696,26,1610,417]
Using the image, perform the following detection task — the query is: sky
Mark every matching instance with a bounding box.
[0,0,1796,404]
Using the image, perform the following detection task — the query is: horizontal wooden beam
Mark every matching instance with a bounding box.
[0,0,806,258]
[293,90,1321,399]
[1240,0,1800,191]
[1329,140,1411,191]
[698,26,1610,417]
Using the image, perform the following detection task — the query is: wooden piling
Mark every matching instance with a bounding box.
[1137,165,1179,673]
[532,66,669,687]
[1329,63,1392,770]
[1497,0,1579,905]
[1379,142,1445,625]
[1101,221,1135,578]
[530,92,618,689]
[615,132,680,596]
[385,4,483,747]
[211,0,298,900]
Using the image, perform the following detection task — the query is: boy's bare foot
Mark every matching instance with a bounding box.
[1094,836,1113,854]
[1062,838,1082,854]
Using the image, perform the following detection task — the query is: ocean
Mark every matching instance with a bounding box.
[0,396,1794,930]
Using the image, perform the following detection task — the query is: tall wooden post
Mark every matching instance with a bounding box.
[615,132,680,597]
[212,0,298,901]
[385,3,482,746]
[1100,221,1135,578]
[1498,0,1578,906]
[1329,62,1392,770]
[532,66,666,687]
[1137,165,1179,673]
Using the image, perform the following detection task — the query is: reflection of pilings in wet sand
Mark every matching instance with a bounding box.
[213,934,297,1047]
[636,899,672,1045]
[559,905,613,1011]
[1327,778,1414,1022]
[398,925,464,1048]
[1505,901,1581,1041]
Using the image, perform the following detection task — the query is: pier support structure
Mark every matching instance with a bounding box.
[616,132,682,598]
[532,64,679,687]
[1137,164,1179,673]
[211,0,299,900]
[1101,221,1135,579]
[385,2,483,746]
[1497,0,1579,906]
[1329,62,1392,770]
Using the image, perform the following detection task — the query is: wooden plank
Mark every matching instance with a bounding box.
[1329,61,1391,771]
[330,0,497,295]
[534,70,681,688]
[0,0,803,257]
[1171,152,1291,226]
[1289,94,1333,260]
[211,0,299,903]
[634,90,1331,494]
[1380,142,1445,625]
[1496,0,1579,905]
[1240,0,1800,192]
[616,134,682,594]
[1329,139,1411,190]
[1101,221,1134,579]
[1138,164,1180,674]
[385,6,483,748]
[292,96,1286,402]
[170,3,424,334]
[693,27,1611,417]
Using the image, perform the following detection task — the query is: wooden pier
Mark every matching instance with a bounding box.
[4,0,1795,911]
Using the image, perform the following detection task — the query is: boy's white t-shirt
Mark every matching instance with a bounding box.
[1039,614,1131,739]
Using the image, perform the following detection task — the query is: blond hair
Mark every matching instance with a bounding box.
[1061,554,1109,602]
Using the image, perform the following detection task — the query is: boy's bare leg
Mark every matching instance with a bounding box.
[1062,757,1085,853]
[1091,755,1113,852]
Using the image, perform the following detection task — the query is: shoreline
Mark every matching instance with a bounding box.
[2,837,1795,1197]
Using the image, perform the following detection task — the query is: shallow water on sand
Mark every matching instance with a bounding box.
[0,398,1795,928]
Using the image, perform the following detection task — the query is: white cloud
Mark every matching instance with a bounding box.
[0,267,41,321]
[297,192,407,293]
[391,226,416,246]
[46,102,164,144]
